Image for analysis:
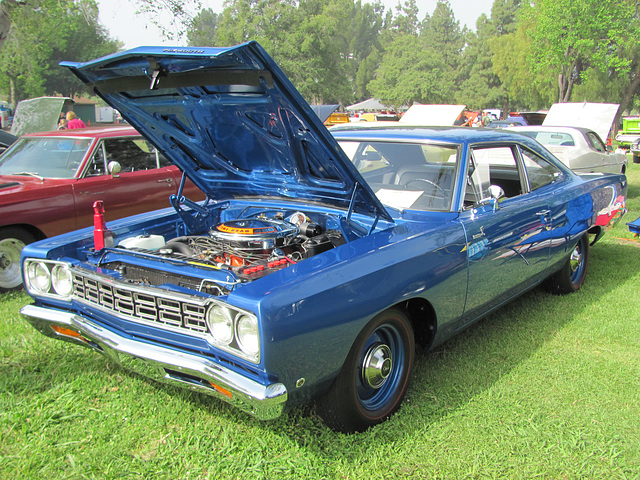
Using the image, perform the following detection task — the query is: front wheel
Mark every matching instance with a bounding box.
[633,153,640,164]
[544,233,589,295]
[316,308,414,433]
[0,227,35,292]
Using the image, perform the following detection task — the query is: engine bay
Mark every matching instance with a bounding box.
[112,207,347,285]
[163,212,345,280]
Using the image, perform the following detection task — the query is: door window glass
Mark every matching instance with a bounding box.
[103,138,161,172]
[466,146,523,206]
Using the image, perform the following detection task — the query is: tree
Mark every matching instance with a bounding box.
[369,0,465,108]
[525,0,636,103]
[457,0,524,113]
[44,3,120,99]
[186,7,219,46]
[0,0,120,105]
[187,0,384,106]
[491,13,554,111]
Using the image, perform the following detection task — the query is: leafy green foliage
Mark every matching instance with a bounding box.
[6,0,640,118]
[525,0,638,103]
[0,0,120,105]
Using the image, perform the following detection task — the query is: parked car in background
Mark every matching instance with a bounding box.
[20,43,627,433]
[615,116,640,162]
[511,111,547,126]
[486,117,527,129]
[630,138,640,163]
[0,126,203,291]
[507,125,627,174]
[310,104,350,127]
[0,130,17,153]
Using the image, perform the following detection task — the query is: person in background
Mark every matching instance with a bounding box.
[58,118,67,130]
[66,111,86,129]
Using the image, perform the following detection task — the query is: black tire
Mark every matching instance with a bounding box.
[633,154,640,164]
[544,233,589,295]
[0,227,35,292]
[316,308,414,433]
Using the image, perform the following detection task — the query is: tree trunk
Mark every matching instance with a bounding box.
[0,0,15,52]
[616,64,640,135]
[9,77,16,108]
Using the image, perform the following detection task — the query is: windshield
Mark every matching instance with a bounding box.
[0,137,92,179]
[338,140,459,211]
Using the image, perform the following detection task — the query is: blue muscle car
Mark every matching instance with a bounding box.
[20,42,626,432]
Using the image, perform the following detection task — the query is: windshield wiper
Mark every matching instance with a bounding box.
[10,171,44,181]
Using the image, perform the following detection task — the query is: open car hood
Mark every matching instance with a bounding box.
[399,105,466,126]
[543,102,620,142]
[61,42,391,222]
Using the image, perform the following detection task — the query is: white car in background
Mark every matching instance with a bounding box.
[507,125,627,174]
[507,102,627,175]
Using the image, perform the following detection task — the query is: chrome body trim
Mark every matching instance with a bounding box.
[20,304,287,420]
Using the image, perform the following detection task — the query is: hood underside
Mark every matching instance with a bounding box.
[61,42,391,222]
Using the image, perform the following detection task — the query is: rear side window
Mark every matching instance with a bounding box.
[585,131,606,152]
[521,148,562,190]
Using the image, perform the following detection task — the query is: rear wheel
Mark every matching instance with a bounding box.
[316,308,414,433]
[544,233,589,295]
[0,228,35,292]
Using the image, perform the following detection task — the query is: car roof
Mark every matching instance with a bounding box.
[508,125,594,135]
[330,125,534,144]
[21,125,139,139]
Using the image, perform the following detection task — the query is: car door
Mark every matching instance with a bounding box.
[72,136,179,228]
[457,145,559,326]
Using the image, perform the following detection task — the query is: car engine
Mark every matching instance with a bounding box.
[113,210,346,286]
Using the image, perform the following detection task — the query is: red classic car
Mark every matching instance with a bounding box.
[0,126,203,291]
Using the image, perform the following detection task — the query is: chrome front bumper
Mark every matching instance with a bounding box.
[21,304,287,420]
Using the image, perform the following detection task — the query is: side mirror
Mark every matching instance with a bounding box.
[487,185,505,201]
[475,185,505,212]
[108,161,121,178]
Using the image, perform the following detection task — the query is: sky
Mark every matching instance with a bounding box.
[97,0,494,50]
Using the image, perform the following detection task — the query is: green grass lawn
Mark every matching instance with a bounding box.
[1,162,639,479]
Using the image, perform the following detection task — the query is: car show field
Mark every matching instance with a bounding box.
[1,159,638,477]
[2,0,640,477]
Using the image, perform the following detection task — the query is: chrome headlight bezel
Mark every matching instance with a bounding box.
[206,305,234,345]
[236,314,260,358]
[51,264,73,297]
[24,259,73,300]
[205,303,260,363]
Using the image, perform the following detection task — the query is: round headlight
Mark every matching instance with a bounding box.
[26,261,51,294]
[207,305,234,345]
[236,314,259,357]
[51,264,73,297]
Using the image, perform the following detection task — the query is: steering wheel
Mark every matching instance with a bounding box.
[405,178,447,198]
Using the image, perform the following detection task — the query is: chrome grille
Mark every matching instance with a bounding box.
[72,271,209,335]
